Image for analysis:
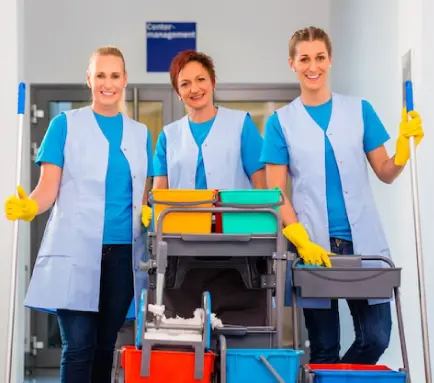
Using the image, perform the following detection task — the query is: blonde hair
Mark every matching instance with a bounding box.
[289,26,332,60]
[88,46,127,114]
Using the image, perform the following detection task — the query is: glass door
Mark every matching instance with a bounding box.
[28,85,173,369]
[212,85,300,135]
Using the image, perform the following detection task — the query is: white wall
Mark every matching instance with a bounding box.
[24,0,330,85]
[330,0,434,381]
[0,0,26,382]
[412,0,434,379]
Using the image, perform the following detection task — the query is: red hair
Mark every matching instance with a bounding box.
[169,50,216,93]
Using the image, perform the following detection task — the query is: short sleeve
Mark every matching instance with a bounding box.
[259,112,289,165]
[152,130,168,176]
[362,100,391,153]
[35,113,67,168]
[240,114,265,177]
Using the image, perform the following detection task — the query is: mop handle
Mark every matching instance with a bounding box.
[18,82,26,114]
[405,79,432,383]
[405,80,414,112]
[6,82,26,383]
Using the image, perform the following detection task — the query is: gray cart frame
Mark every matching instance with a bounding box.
[115,202,289,382]
[292,255,411,383]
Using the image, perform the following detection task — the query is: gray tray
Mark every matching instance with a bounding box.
[148,232,279,258]
[292,256,402,299]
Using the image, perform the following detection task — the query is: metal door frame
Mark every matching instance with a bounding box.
[172,83,301,119]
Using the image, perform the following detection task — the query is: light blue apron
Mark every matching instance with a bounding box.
[24,106,149,320]
[277,94,391,308]
[164,106,252,189]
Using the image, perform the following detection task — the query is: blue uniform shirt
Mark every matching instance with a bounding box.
[260,98,390,241]
[35,111,154,244]
[153,113,264,189]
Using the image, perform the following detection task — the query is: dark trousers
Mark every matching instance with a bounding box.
[57,244,134,383]
[303,238,392,364]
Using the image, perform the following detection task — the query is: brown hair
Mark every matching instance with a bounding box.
[169,50,216,93]
[88,46,127,114]
[289,26,332,60]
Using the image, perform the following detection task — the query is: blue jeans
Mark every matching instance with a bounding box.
[57,244,134,383]
[303,238,392,364]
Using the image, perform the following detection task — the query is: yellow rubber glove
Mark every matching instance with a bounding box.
[4,186,38,222]
[141,205,152,228]
[395,107,424,166]
[283,222,332,267]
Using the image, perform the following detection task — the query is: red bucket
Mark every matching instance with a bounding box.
[121,346,216,383]
[214,189,223,233]
[306,364,392,371]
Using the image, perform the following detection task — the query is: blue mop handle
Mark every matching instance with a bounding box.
[7,81,27,383]
[405,80,414,112]
[405,71,433,383]
[17,82,26,115]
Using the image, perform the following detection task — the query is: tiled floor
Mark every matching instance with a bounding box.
[24,370,59,383]
[24,369,124,383]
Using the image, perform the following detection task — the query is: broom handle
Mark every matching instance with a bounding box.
[6,82,26,383]
[409,135,432,383]
[406,79,432,383]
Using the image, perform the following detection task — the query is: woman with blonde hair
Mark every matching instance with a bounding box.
[4,46,153,382]
[261,26,424,364]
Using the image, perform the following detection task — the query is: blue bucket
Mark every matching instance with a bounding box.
[226,348,303,383]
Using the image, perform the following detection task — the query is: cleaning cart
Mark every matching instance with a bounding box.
[115,188,303,383]
[290,255,411,383]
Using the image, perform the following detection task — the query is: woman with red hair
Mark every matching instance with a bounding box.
[153,49,267,325]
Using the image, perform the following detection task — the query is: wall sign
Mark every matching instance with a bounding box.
[146,22,197,72]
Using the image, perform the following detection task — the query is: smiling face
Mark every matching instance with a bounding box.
[176,61,215,111]
[87,53,127,114]
[289,39,331,92]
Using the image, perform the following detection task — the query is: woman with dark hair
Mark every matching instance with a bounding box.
[152,49,267,326]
